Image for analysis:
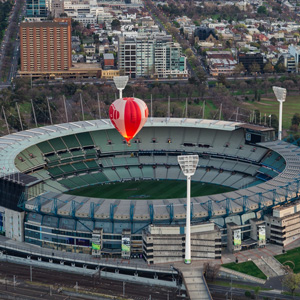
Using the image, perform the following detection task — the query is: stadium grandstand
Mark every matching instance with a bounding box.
[0,118,300,264]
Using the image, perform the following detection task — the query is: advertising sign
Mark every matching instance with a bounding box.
[92,242,101,250]
[233,229,241,246]
[258,225,266,242]
[122,237,131,253]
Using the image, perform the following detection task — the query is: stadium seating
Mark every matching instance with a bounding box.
[155,166,168,179]
[129,166,143,178]
[48,138,67,152]
[37,141,54,154]
[100,169,117,182]
[76,132,94,147]
[141,166,154,178]
[166,166,181,180]
[115,168,131,180]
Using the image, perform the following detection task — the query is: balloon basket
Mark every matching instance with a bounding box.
[127,141,131,147]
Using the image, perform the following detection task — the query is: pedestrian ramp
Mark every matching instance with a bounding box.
[253,256,286,278]
[181,268,212,300]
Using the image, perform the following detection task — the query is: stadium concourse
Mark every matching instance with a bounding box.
[0,118,299,264]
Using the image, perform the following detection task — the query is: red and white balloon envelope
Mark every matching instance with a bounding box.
[109,97,149,145]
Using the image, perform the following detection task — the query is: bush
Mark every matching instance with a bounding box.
[245,290,252,298]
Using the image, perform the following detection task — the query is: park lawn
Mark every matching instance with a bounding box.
[243,95,300,130]
[67,180,235,199]
[275,247,300,273]
[222,261,267,280]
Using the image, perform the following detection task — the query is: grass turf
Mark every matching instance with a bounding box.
[66,180,235,199]
[275,247,300,273]
[222,261,267,280]
[242,95,300,129]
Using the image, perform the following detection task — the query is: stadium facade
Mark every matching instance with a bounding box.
[0,118,299,263]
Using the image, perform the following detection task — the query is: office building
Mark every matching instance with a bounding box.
[265,200,300,247]
[238,52,264,73]
[118,33,187,79]
[20,18,72,73]
[26,0,47,17]
[51,0,64,18]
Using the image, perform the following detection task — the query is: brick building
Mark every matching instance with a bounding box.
[20,18,72,73]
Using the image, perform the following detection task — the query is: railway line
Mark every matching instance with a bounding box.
[0,261,185,300]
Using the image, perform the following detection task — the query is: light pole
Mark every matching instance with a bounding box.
[178,155,199,264]
[113,76,129,99]
[272,86,287,140]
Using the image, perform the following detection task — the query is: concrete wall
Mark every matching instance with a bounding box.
[5,208,24,242]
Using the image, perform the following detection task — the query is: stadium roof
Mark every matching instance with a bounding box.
[2,118,300,220]
[0,118,242,175]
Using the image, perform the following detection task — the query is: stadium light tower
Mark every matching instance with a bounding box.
[272,86,287,140]
[113,76,129,99]
[178,155,199,264]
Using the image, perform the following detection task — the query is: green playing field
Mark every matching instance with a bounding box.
[66,180,235,199]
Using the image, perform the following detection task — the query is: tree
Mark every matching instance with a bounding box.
[203,263,220,282]
[217,73,227,86]
[270,37,277,46]
[111,19,121,30]
[282,273,300,296]
[250,63,261,74]
[263,62,274,73]
[234,63,246,76]
[275,63,286,73]
[292,113,300,126]
[257,5,267,14]
[253,286,261,300]
[270,114,279,132]
[185,48,193,58]
[196,70,207,84]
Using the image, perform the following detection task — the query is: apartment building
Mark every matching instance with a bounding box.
[20,18,72,73]
[118,33,187,79]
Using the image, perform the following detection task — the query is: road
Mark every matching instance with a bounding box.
[0,0,25,84]
[209,283,300,300]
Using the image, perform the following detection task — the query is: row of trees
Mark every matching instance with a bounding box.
[0,1,13,41]
[0,0,24,81]
[0,77,261,133]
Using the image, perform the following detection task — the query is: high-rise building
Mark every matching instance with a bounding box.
[118,33,187,79]
[51,0,64,18]
[20,18,72,73]
[26,0,47,17]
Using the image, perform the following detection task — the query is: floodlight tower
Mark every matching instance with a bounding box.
[113,76,129,99]
[272,86,287,140]
[178,155,199,264]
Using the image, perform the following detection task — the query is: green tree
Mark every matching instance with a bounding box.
[217,73,227,86]
[257,5,267,14]
[111,19,121,30]
[196,70,207,84]
[292,113,300,126]
[275,63,286,73]
[253,286,261,300]
[282,273,300,296]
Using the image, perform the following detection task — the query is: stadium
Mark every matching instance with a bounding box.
[1,117,300,264]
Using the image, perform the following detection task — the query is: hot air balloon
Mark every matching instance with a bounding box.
[109,97,149,145]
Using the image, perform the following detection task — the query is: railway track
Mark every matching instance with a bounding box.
[0,261,185,300]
